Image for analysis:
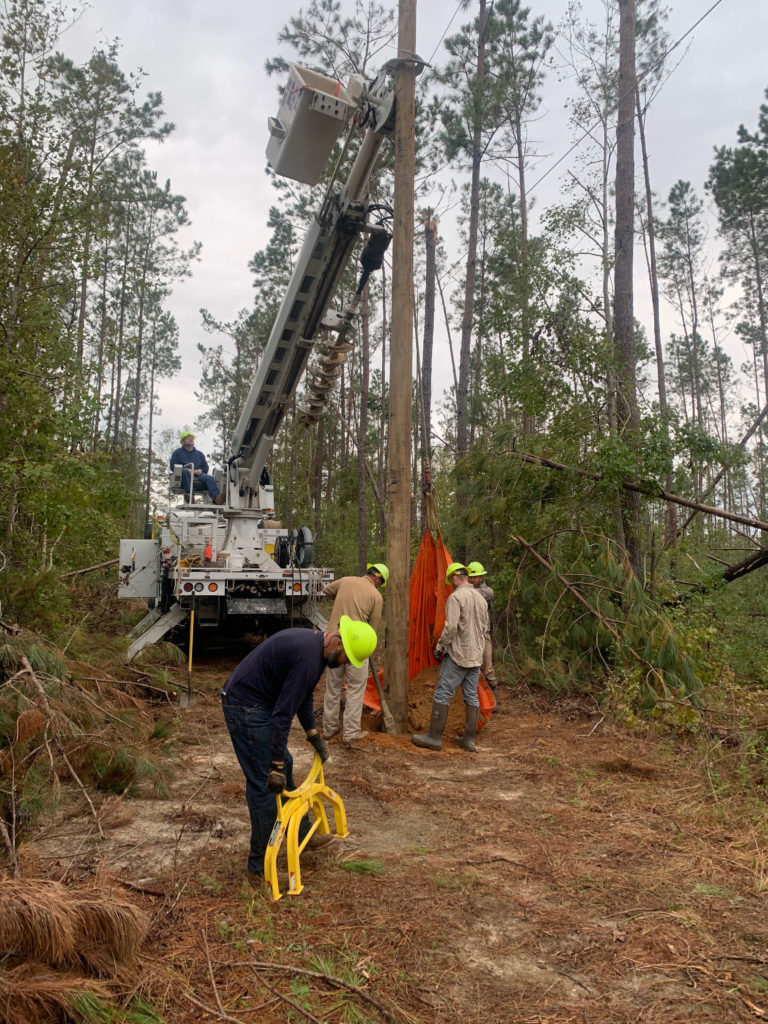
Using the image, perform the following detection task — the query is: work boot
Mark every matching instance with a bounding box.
[457,705,480,752]
[343,730,368,748]
[214,494,225,505]
[412,702,449,751]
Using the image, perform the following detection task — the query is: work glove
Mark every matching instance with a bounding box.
[306,729,329,763]
[433,647,444,661]
[267,764,287,793]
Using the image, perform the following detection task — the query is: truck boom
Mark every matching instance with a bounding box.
[119,62,396,659]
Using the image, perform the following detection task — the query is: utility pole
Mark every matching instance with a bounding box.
[385,0,417,732]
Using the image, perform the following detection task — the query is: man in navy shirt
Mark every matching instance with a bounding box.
[169,431,223,504]
[221,616,377,885]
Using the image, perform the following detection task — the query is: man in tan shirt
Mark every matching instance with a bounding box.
[321,563,387,745]
[412,562,489,753]
[467,561,499,710]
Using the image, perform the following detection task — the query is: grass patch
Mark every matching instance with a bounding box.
[694,883,734,899]
[339,859,385,876]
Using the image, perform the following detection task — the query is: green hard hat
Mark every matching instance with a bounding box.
[339,615,377,668]
[366,562,389,585]
[445,562,468,585]
[467,561,487,577]
[180,430,195,442]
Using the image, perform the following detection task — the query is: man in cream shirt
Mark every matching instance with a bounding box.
[321,563,387,746]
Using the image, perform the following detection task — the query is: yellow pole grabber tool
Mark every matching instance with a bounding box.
[264,751,349,901]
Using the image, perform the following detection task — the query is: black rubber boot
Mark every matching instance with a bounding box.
[457,705,480,752]
[412,702,449,750]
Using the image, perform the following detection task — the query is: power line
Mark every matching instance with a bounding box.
[424,0,466,71]
[428,0,733,280]
[527,0,727,196]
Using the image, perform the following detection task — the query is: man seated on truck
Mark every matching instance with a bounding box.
[169,431,224,505]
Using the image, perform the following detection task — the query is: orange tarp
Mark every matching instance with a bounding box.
[407,527,453,681]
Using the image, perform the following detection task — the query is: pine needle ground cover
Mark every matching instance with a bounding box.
[2,632,768,1024]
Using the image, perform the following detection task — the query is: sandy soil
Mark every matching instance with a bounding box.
[24,645,768,1024]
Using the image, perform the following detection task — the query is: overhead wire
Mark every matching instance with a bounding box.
[527,0,728,196]
[413,0,731,299]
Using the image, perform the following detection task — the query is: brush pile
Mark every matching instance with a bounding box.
[0,877,148,1024]
[0,629,172,873]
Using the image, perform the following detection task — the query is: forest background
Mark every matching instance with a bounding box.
[2,0,768,718]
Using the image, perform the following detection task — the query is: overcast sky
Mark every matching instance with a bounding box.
[63,0,768,459]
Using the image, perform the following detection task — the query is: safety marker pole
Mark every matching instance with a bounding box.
[185,608,194,704]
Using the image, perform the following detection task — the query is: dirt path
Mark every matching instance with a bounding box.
[29,656,768,1023]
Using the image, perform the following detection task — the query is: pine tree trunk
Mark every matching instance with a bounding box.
[357,285,370,572]
[614,0,641,574]
[636,84,675,543]
[456,0,487,461]
[379,264,388,546]
[421,214,436,526]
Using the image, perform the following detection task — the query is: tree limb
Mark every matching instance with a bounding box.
[251,960,402,1024]
[60,558,119,579]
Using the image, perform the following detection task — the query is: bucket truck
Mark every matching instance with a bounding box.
[119,60,402,660]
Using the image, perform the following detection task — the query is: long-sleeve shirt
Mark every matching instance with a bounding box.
[436,583,489,668]
[476,580,494,607]
[222,628,326,763]
[321,575,383,632]
[169,446,209,474]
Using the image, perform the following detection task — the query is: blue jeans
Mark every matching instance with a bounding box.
[180,468,219,500]
[434,654,480,707]
[221,697,305,876]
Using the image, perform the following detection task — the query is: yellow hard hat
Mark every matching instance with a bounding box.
[339,615,377,668]
[366,562,389,585]
[467,561,487,577]
[180,430,194,442]
[445,562,468,585]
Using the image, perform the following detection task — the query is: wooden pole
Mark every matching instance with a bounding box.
[385,0,416,732]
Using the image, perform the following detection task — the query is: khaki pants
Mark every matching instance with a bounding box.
[323,660,369,742]
[481,636,496,689]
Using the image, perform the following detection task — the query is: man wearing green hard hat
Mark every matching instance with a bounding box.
[220,616,377,888]
[320,563,387,747]
[169,430,224,505]
[467,561,500,710]
[412,562,489,753]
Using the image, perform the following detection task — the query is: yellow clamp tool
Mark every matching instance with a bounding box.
[264,751,349,901]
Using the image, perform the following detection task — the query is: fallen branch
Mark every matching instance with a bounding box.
[201,927,225,1016]
[76,676,177,700]
[19,655,51,710]
[116,878,166,898]
[184,992,248,1024]
[676,400,768,537]
[512,535,620,642]
[512,533,688,702]
[60,558,119,580]
[55,739,104,840]
[257,979,325,1024]
[487,444,768,535]
[0,815,18,878]
[251,960,401,1024]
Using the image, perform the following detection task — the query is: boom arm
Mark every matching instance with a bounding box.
[227,69,396,508]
